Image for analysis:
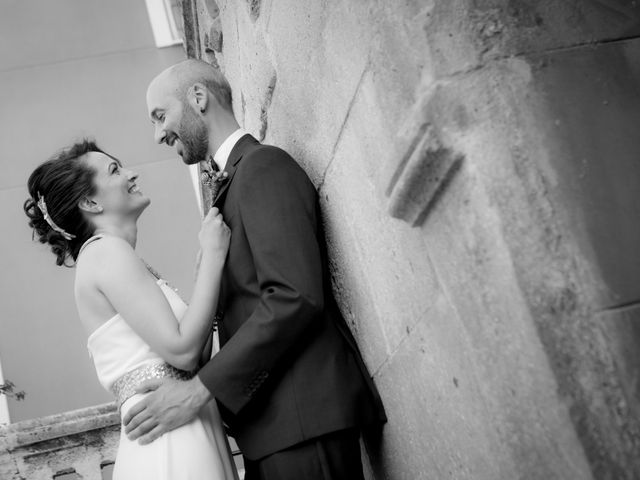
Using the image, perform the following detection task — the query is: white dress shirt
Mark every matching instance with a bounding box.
[213,128,251,172]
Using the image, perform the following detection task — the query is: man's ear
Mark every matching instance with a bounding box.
[188,83,209,113]
[78,197,103,214]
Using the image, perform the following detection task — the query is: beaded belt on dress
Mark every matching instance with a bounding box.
[111,362,195,408]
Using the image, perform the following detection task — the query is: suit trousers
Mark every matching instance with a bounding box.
[243,428,365,480]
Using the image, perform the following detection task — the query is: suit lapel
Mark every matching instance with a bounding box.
[212,134,258,207]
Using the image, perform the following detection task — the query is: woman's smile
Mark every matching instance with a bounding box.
[128,182,142,194]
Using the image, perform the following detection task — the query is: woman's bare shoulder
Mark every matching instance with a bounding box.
[76,236,138,280]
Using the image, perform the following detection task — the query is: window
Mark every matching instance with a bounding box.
[145,0,184,48]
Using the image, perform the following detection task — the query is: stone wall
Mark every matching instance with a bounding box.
[0,403,118,479]
[183,1,640,478]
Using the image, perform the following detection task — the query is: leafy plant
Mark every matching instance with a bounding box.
[0,380,26,401]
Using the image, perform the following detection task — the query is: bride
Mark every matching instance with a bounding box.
[24,139,238,480]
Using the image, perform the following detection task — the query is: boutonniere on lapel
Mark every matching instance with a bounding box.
[201,157,229,205]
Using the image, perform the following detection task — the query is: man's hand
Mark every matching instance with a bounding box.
[122,376,212,445]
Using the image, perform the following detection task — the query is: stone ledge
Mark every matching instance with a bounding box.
[0,402,118,451]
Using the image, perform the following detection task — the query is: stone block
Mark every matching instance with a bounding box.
[597,305,640,417]
[201,0,219,19]
[319,174,390,371]
[472,0,640,59]
[373,0,478,79]
[262,0,374,182]
[246,0,261,22]
[522,38,640,309]
[318,72,443,360]
[0,403,119,480]
[420,137,593,479]
[213,1,277,140]
[386,123,463,226]
[370,296,507,480]
[384,67,498,230]
[418,53,640,478]
[205,18,223,53]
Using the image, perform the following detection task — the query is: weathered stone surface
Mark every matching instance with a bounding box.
[422,130,594,479]
[523,38,640,309]
[182,0,640,478]
[211,1,277,142]
[257,73,276,141]
[0,403,119,480]
[414,0,640,77]
[259,0,374,183]
[320,76,450,361]
[387,123,463,226]
[246,0,261,23]
[371,294,509,480]
[205,18,223,53]
[182,0,201,59]
[477,0,640,58]
[477,56,627,479]
[598,304,640,420]
[201,0,219,19]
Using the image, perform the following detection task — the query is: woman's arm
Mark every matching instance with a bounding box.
[199,331,214,367]
[84,209,229,371]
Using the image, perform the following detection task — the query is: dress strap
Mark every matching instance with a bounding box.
[77,235,162,281]
[144,261,162,280]
[78,234,105,256]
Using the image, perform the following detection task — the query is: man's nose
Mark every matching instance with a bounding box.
[154,124,167,144]
[125,169,138,181]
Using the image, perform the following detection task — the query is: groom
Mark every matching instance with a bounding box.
[124,59,386,479]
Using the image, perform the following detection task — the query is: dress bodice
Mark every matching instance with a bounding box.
[78,237,237,480]
[86,278,188,393]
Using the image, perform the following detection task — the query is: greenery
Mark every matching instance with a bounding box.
[0,380,26,401]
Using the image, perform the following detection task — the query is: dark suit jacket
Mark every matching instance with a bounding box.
[197,135,386,460]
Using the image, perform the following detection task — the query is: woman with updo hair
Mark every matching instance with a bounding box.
[24,140,102,265]
[24,140,238,479]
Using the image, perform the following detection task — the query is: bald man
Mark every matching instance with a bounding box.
[124,59,386,480]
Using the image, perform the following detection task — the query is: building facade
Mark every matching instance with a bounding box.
[183,1,640,479]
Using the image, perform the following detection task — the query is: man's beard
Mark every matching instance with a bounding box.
[178,105,209,165]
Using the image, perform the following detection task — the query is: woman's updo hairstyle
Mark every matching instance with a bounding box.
[24,139,105,266]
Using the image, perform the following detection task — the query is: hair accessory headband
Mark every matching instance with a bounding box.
[36,192,76,240]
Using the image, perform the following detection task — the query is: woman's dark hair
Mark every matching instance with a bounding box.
[24,139,105,266]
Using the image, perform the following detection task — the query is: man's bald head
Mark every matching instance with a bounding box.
[148,59,233,112]
[146,59,238,164]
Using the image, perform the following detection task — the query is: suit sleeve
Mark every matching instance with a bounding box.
[197,147,325,414]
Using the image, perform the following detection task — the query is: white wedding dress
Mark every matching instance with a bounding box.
[87,273,238,480]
